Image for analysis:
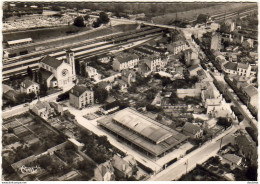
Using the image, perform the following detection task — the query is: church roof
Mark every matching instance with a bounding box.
[41,55,63,69]
[39,68,53,80]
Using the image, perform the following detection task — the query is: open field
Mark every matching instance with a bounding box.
[152,3,256,24]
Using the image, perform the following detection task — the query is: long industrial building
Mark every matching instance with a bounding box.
[97,108,188,158]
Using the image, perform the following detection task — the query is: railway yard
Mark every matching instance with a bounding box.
[2,2,258,182]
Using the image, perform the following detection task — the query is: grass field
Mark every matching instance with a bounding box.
[152,3,257,25]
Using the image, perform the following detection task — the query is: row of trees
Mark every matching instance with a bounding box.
[74,12,110,28]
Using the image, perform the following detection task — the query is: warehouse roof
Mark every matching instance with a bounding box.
[98,115,188,156]
[112,108,173,144]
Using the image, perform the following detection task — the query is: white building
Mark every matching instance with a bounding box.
[38,50,76,89]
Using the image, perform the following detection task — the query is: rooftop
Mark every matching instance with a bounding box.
[182,123,201,136]
[40,55,63,69]
[114,53,139,64]
[223,62,237,71]
[222,154,242,165]
[21,79,38,89]
[243,85,258,97]
[70,85,92,97]
[237,63,249,70]
[98,108,188,156]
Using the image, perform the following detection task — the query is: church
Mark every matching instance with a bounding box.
[38,50,77,89]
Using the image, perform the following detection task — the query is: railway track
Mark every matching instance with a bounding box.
[3,28,164,80]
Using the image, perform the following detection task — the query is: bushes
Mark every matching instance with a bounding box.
[245,127,258,144]
[57,91,70,102]
[186,145,199,154]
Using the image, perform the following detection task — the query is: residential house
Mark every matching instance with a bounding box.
[69,85,94,109]
[203,118,217,130]
[176,88,201,99]
[94,161,115,181]
[121,69,136,86]
[99,101,120,115]
[98,81,112,92]
[112,53,139,71]
[97,54,111,64]
[144,55,168,72]
[167,39,187,55]
[232,76,250,89]
[138,63,151,77]
[188,64,202,76]
[201,85,220,103]
[49,102,64,115]
[20,79,40,95]
[223,62,238,75]
[182,122,203,139]
[3,84,18,102]
[226,53,238,62]
[117,79,128,92]
[241,85,258,110]
[30,100,55,120]
[222,154,242,166]
[242,38,254,49]
[237,63,251,77]
[85,66,101,81]
[216,55,228,70]
[183,49,199,66]
[111,155,137,178]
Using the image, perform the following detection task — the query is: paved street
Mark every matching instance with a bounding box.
[149,125,238,181]
[212,73,257,129]
[67,105,163,172]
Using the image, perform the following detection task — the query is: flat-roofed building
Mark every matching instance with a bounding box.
[97,108,188,158]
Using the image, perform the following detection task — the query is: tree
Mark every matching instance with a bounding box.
[156,114,163,121]
[99,12,110,24]
[28,92,36,100]
[16,93,27,103]
[93,19,101,28]
[37,155,52,169]
[93,86,108,103]
[74,16,85,27]
[217,117,231,129]
[40,84,48,96]
[27,66,33,80]
[246,164,257,181]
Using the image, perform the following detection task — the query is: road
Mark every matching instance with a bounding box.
[212,73,257,129]
[149,125,238,181]
[67,105,163,172]
[2,85,74,119]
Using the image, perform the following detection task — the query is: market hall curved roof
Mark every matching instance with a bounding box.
[112,108,173,144]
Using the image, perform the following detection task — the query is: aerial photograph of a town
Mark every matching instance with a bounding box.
[1,1,258,182]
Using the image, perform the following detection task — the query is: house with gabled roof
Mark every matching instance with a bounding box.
[20,79,40,95]
[94,161,115,181]
[112,53,139,71]
[111,154,137,178]
[182,122,203,139]
[69,85,94,109]
[241,85,258,110]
